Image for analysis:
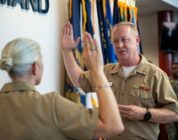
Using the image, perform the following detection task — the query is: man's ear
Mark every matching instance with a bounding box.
[136,36,141,46]
[32,62,38,75]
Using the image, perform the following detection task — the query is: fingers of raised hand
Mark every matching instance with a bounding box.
[83,32,97,52]
[62,22,72,37]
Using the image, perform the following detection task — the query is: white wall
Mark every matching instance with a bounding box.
[139,13,159,66]
[0,1,69,94]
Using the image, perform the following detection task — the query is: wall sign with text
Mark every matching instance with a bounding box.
[0,0,49,14]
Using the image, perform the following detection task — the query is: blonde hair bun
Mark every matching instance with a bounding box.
[0,57,13,72]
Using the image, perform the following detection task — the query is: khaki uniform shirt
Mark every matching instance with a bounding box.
[0,81,98,140]
[79,55,178,140]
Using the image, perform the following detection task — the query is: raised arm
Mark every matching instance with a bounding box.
[61,22,83,87]
[82,32,124,138]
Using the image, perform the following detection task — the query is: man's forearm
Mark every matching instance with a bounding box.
[62,51,83,87]
[149,108,177,123]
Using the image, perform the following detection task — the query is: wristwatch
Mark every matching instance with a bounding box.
[143,108,152,121]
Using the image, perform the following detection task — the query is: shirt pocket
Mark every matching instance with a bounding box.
[129,87,155,107]
[130,88,153,99]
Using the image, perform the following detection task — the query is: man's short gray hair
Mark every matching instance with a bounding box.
[111,21,139,41]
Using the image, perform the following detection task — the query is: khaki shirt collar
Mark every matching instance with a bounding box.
[1,81,37,93]
[109,54,149,76]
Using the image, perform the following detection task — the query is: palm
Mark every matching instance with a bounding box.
[62,35,76,50]
[61,22,80,51]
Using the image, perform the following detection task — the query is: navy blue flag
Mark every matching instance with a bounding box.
[96,0,117,64]
[113,0,121,25]
[85,0,94,36]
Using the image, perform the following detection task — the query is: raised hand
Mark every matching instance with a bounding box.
[82,32,103,73]
[61,22,80,52]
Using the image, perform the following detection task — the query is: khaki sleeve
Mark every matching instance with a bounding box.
[78,65,111,93]
[53,94,99,140]
[155,72,178,113]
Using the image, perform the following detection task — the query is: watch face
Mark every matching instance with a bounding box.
[144,109,152,121]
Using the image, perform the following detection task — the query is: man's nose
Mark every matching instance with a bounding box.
[115,41,124,48]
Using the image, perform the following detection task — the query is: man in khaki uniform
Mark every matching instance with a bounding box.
[0,37,124,140]
[61,21,178,140]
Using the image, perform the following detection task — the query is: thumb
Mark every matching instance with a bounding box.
[74,37,81,47]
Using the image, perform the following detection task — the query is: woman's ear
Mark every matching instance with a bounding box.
[32,62,38,75]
